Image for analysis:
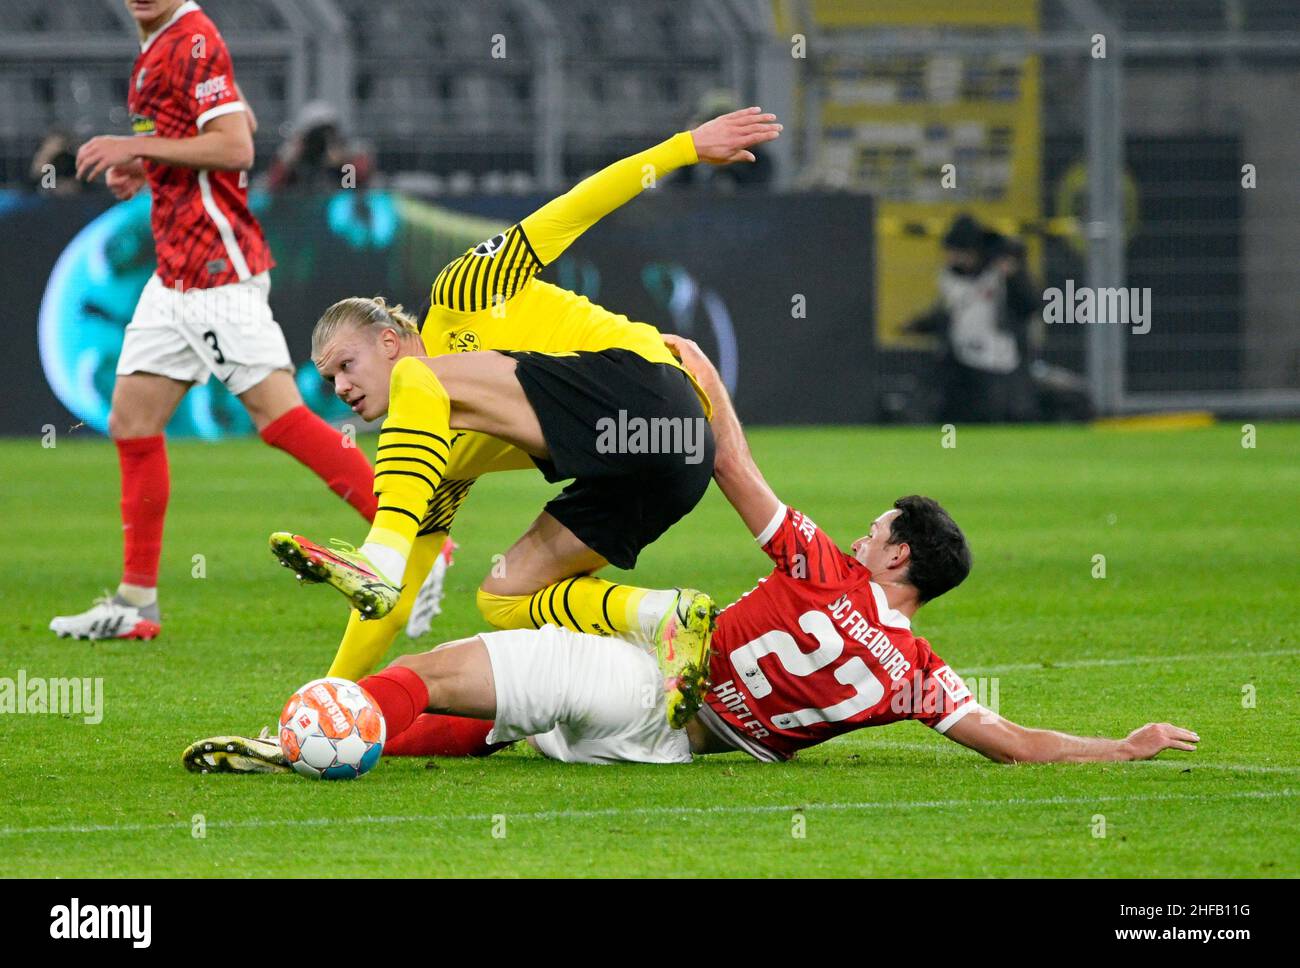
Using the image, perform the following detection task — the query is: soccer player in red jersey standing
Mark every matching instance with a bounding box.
[52,1,376,641]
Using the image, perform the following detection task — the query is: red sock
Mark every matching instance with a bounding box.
[116,435,169,588]
[260,405,377,522]
[385,714,504,757]
[358,667,429,738]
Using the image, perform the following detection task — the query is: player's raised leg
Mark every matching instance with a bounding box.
[323,533,446,681]
[268,354,457,618]
[50,372,188,641]
[268,354,454,617]
[272,309,545,618]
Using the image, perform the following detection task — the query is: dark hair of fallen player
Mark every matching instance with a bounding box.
[889,495,972,604]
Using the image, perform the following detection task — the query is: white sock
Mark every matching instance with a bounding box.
[360,542,407,585]
[636,588,680,639]
[116,583,157,608]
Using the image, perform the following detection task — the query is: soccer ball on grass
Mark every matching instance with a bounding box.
[279,677,385,779]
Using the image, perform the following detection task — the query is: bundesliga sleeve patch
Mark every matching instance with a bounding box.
[933,664,972,704]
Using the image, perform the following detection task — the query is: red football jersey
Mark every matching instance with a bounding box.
[700,505,979,761]
[127,1,273,289]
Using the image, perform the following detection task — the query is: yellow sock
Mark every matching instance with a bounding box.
[328,534,443,680]
[365,357,452,576]
[478,578,674,637]
[476,587,538,630]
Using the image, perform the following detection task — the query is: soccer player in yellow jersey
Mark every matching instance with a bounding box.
[270,107,781,726]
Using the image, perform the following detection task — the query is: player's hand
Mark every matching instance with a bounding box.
[690,107,781,165]
[663,334,725,398]
[76,135,140,183]
[105,164,147,200]
[662,333,714,375]
[1122,723,1200,759]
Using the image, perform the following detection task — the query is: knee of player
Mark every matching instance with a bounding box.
[385,651,444,702]
[388,651,438,685]
[107,408,156,440]
[106,409,129,440]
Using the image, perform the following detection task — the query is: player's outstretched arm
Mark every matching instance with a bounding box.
[519,107,781,266]
[663,334,781,538]
[943,708,1200,764]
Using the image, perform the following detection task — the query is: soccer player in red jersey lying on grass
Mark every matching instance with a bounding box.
[186,337,1199,771]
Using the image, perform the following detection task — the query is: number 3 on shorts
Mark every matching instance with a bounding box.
[203,329,226,364]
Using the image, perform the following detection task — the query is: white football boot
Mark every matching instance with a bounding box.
[50,594,162,641]
[406,538,457,638]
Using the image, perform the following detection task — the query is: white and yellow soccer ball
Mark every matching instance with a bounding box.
[278,677,386,779]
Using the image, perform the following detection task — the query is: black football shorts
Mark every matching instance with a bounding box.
[503,348,715,569]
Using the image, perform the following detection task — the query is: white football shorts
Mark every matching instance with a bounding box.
[482,625,691,765]
[116,272,293,396]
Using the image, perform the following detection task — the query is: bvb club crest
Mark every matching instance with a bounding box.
[449,330,479,352]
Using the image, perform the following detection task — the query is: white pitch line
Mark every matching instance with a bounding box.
[957,647,1300,676]
[1,788,1293,839]
[848,739,1300,773]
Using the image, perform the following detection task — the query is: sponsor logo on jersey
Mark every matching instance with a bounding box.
[130,113,156,136]
[473,233,507,258]
[194,73,230,103]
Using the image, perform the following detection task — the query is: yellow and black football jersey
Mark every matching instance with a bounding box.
[420,131,711,418]
[411,430,534,538]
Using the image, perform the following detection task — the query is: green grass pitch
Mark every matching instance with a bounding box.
[3,423,1297,877]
